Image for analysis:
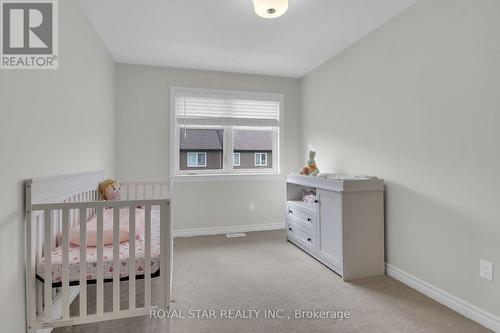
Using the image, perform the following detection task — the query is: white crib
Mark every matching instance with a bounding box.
[24,171,171,333]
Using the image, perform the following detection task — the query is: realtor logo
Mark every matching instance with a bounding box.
[1,0,58,69]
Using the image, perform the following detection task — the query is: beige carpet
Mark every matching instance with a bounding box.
[55,230,491,333]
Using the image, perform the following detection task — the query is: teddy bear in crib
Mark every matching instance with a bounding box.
[300,151,320,177]
[99,179,121,201]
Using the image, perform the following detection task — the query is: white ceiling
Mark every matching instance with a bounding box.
[78,0,417,78]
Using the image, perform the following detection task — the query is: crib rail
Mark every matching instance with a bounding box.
[26,198,171,332]
[120,181,169,200]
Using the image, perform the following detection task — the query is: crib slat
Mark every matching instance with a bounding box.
[96,207,104,315]
[36,213,43,314]
[56,210,62,248]
[79,208,87,317]
[44,209,53,321]
[25,183,37,331]
[86,192,90,220]
[144,204,152,307]
[93,190,97,216]
[37,214,43,262]
[113,206,120,312]
[61,208,70,320]
[70,197,75,227]
[129,206,136,310]
[160,202,171,308]
[52,210,58,248]
[74,196,78,227]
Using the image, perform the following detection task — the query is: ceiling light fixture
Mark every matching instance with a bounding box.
[253,0,289,19]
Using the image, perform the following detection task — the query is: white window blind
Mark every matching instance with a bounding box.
[176,95,280,127]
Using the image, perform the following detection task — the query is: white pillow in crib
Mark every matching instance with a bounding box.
[69,207,145,247]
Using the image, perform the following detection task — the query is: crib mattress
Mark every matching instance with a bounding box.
[36,208,161,285]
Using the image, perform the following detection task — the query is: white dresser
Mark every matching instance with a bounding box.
[286,174,385,281]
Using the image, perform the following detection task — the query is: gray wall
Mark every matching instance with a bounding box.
[115,64,301,231]
[301,0,500,317]
[0,0,116,331]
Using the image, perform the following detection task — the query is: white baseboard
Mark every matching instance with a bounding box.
[386,264,500,332]
[173,223,285,238]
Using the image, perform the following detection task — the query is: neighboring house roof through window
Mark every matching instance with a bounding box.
[234,130,272,151]
[180,129,223,150]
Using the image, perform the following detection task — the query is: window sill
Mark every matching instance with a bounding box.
[170,173,283,183]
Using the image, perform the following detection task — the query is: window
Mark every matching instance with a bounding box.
[233,153,241,167]
[234,129,273,169]
[171,87,281,177]
[180,128,223,170]
[187,152,207,167]
[254,153,268,166]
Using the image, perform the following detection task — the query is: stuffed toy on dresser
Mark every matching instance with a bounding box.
[300,151,320,176]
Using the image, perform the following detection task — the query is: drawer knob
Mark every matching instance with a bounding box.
[288,210,293,214]
[288,227,292,231]
[307,218,312,222]
[307,237,312,242]
[314,200,319,204]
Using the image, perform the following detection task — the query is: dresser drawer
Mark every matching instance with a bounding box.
[287,202,316,231]
[287,219,314,250]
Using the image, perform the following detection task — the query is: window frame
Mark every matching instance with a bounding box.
[170,87,282,180]
[186,152,208,168]
[233,152,241,167]
[254,152,268,167]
